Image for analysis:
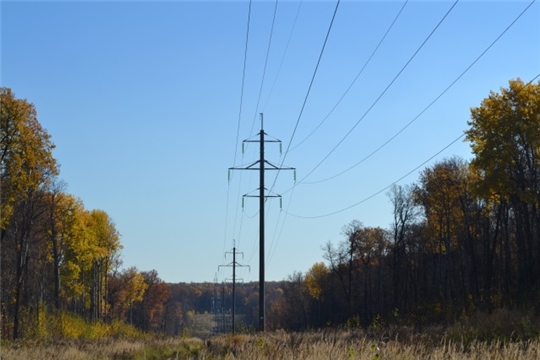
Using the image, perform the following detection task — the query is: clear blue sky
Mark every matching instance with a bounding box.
[2,1,539,283]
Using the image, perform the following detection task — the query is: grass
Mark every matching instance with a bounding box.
[188,313,217,339]
[2,309,540,359]
[204,330,540,359]
[3,330,540,359]
[0,337,205,360]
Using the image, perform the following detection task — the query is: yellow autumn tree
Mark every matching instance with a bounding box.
[305,262,329,301]
[1,87,58,339]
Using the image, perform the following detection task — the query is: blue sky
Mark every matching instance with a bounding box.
[2,0,539,283]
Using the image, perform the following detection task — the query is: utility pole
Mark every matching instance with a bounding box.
[219,246,249,334]
[229,113,295,332]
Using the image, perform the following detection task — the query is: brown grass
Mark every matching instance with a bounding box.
[204,329,540,360]
[3,310,540,359]
[2,330,540,360]
[0,337,204,360]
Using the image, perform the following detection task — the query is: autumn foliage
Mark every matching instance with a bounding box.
[266,78,540,331]
[0,88,169,340]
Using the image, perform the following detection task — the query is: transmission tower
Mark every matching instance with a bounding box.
[219,247,249,334]
[229,113,295,331]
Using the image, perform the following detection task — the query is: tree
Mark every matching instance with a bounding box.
[414,157,472,313]
[133,270,169,331]
[387,184,419,312]
[1,88,58,339]
[466,78,540,302]
[305,262,329,327]
[86,210,122,321]
[341,220,363,319]
[282,272,309,330]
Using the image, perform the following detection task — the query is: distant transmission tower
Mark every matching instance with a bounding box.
[219,246,249,334]
[229,113,295,331]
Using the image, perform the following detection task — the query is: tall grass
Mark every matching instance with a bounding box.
[3,331,540,360]
[2,309,540,359]
[204,330,540,360]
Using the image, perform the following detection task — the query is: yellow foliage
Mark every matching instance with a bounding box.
[305,262,329,300]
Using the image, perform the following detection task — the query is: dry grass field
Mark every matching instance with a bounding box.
[2,330,540,359]
[2,310,540,359]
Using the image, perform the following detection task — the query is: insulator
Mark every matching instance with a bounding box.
[294,170,297,182]
[242,197,244,209]
[228,170,231,182]
[280,198,283,209]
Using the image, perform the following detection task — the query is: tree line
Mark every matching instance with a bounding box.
[0,88,170,339]
[270,78,540,330]
[155,78,540,334]
[2,78,539,338]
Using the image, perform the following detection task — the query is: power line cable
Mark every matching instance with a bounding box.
[292,0,459,186]
[279,0,342,170]
[233,0,253,169]
[249,0,280,137]
[266,187,295,269]
[287,133,465,219]
[267,0,407,270]
[267,1,538,270]
[290,0,409,152]
[262,0,341,267]
[228,0,253,253]
[262,0,304,112]
[285,70,540,220]
[304,0,538,185]
[265,0,341,200]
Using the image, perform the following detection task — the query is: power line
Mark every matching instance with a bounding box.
[233,0,253,169]
[287,133,465,219]
[260,0,340,268]
[293,0,459,186]
[224,0,254,260]
[261,0,304,113]
[285,70,540,220]
[264,0,340,206]
[303,0,538,185]
[290,0,409,152]
[250,0,280,137]
[266,0,459,249]
[279,0,342,170]
[266,186,295,269]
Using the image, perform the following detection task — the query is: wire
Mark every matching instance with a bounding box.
[233,0,253,169]
[262,0,304,113]
[266,186,296,269]
[279,0,342,170]
[290,0,409,152]
[265,0,341,202]
[258,0,341,267]
[293,0,459,186]
[249,0,280,137]
[287,133,466,219]
[285,70,540,220]
[228,0,253,253]
[304,0,538,185]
